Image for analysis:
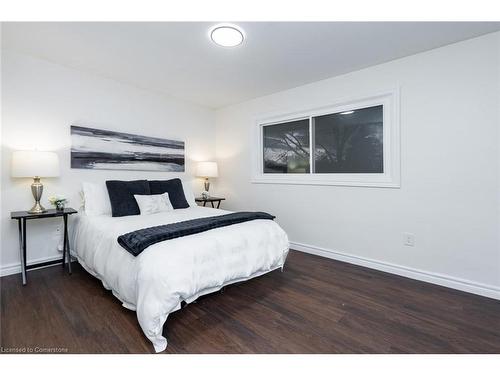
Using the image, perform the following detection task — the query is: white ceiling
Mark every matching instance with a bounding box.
[2,22,500,109]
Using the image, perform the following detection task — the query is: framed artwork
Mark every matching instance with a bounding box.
[71,125,185,172]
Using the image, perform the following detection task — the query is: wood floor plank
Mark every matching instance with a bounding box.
[1,250,499,353]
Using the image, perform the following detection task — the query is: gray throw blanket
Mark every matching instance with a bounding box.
[117,211,275,256]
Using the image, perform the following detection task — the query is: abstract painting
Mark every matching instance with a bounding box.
[71,126,185,172]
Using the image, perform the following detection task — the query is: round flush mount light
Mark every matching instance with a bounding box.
[210,24,244,47]
[340,110,355,115]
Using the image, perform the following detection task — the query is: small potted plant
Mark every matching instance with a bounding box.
[48,195,68,211]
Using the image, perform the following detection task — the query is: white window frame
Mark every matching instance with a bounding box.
[252,89,400,188]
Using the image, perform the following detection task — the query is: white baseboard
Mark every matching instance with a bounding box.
[3,243,499,300]
[0,254,64,277]
[290,241,500,300]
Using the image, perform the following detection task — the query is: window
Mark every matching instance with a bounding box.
[263,119,310,173]
[253,90,400,187]
[313,105,383,174]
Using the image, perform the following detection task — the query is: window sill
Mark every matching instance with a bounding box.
[250,176,401,188]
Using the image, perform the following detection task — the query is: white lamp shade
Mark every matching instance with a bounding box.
[196,161,218,178]
[11,150,60,178]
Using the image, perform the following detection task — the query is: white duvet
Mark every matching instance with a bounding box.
[70,206,289,352]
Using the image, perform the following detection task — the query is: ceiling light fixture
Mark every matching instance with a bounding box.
[210,24,244,47]
[340,110,354,115]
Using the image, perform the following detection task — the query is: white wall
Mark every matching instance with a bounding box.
[0,50,216,274]
[215,32,500,299]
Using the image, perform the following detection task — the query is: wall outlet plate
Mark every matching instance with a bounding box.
[403,232,416,247]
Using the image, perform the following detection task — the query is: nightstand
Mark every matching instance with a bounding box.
[10,208,78,285]
[195,197,226,209]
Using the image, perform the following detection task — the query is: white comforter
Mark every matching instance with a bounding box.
[70,206,289,352]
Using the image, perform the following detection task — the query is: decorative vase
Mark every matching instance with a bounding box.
[55,201,65,211]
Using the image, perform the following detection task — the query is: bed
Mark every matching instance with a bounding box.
[70,202,289,352]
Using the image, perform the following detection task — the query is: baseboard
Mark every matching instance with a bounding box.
[0,254,64,277]
[290,241,500,300]
[4,243,499,300]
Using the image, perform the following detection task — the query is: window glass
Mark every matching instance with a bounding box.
[263,119,310,173]
[313,105,383,173]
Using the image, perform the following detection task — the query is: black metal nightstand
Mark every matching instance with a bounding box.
[10,208,78,285]
[195,197,225,209]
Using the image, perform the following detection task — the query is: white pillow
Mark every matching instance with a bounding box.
[82,182,112,216]
[134,192,174,215]
[181,179,197,207]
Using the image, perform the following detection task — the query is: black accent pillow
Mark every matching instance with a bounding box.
[148,178,189,209]
[106,180,151,217]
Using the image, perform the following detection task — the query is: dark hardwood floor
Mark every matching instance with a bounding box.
[1,250,499,353]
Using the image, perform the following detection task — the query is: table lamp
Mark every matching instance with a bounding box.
[196,161,218,195]
[11,150,60,214]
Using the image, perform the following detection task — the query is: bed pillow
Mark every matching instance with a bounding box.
[134,193,174,215]
[82,182,112,216]
[181,180,197,207]
[106,180,151,217]
[148,178,190,209]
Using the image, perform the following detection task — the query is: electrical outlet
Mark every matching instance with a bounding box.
[403,232,415,247]
[54,226,62,238]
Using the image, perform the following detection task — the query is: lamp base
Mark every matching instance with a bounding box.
[28,202,47,214]
[28,177,47,214]
[204,178,210,193]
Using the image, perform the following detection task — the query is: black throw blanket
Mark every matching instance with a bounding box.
[118,211,275,256]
